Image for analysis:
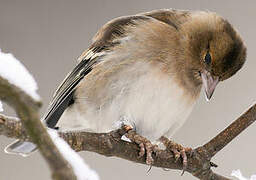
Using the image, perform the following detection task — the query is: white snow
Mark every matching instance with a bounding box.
[0,50,40,101]
[231,170,256,180]
[48,129,100,180]
[0,101,3,112]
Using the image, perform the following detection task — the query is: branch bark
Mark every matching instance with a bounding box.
[202,103,256,158]
[1,102,256,180]
[0,77,77,180]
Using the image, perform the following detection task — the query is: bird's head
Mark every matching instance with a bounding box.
[181,11,247,100]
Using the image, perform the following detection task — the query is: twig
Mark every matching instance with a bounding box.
[2,100,256,180]
[0,77,77,180]
[201,103,256,158]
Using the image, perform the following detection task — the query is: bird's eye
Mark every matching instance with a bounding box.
[204,52,211,65]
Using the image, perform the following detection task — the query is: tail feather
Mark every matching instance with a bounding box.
[5,140,37,157]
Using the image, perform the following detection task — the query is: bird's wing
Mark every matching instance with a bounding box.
[140,9,191,30]
[44,15,154,128]
[44,10,191,128]
[44,47,105,128]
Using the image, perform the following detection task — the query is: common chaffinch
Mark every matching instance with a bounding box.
[6,9,246,164]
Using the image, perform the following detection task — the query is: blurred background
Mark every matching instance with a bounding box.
[0,0,255,179]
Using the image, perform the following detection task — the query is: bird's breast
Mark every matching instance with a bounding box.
[58,61,199,141]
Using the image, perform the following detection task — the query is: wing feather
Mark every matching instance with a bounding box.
[44,48,102,128]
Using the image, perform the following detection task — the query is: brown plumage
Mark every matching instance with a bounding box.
[78,9,246,100]
[6,9,246,158]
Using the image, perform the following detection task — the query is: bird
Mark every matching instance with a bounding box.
[5,9,246,166]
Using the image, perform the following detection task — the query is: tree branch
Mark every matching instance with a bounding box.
[0,77,77,180]
[2,102,256,180]
[202,103,256,158]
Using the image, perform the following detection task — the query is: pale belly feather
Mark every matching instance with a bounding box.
[58,63,197,142]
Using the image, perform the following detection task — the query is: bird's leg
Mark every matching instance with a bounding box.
[122,125,158,165]
[159,136,192,173]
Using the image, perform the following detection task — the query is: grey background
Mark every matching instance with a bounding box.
[0,0,255,179]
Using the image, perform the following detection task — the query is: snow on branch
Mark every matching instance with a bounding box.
[0,50,40,101]
[0,50,100,179]
[48,129,100,180]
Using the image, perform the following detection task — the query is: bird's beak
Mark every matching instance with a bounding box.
[201,70,219,101]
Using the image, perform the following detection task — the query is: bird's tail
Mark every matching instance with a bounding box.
[4,140,37,157]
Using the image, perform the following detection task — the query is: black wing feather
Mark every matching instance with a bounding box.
[44,55,97,128]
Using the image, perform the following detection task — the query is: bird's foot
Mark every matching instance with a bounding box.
[160,136,192,174]
[122,125,158,165]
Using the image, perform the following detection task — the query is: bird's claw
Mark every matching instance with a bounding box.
[121,125,157,165]
[160,136,192,175]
